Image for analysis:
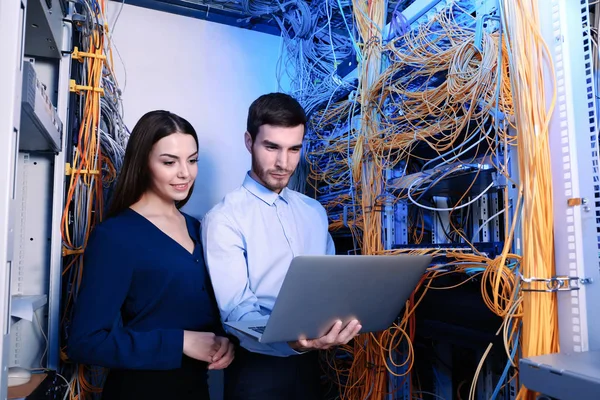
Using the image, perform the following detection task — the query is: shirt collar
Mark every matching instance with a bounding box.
[243,172,290,206]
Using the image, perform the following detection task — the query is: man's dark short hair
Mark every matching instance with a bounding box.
[246,93,307,141]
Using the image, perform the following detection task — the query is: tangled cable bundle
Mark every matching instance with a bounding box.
[300,0,559,398]
[60,0,129,398]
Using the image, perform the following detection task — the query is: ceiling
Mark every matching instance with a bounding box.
[111,0,418,36]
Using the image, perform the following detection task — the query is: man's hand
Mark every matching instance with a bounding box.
[208,336,235,370]
[289,320,362,351]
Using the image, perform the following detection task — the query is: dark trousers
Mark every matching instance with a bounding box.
[224,346,322,400]
[101,356,210,400]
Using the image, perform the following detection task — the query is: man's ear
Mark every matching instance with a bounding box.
[244,131,253,153]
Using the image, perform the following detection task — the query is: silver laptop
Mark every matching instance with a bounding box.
[224,254,432,343]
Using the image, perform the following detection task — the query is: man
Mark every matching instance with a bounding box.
[202,93,361,399]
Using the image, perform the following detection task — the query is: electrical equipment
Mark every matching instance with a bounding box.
[19,61,63,152]
[24,0,65,58]
[517,0,600,398]
[520,351,600,400]
[302,0,520,398]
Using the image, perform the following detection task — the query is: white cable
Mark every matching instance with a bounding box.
[407,177,495,212]
[55,371,72,400]
[34,311,48,368]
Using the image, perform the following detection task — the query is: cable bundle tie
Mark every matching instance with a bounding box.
[69,79,105,95]
[62,247,84,257]
[65,163,100,176]
[71,46,107,62]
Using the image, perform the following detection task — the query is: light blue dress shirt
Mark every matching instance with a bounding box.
[201,172,335,356]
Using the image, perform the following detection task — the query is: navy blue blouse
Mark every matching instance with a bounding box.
[67,208,222,370]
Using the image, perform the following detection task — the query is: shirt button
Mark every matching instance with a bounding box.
[195,259,199,263]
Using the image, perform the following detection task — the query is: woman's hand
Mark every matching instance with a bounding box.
[182,331,220,363]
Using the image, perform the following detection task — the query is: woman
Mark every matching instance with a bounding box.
[68,110,234,399]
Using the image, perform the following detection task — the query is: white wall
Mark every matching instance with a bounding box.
[107,2,286,219]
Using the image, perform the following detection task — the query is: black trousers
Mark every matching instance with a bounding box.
[101,356,210,400]
[224,346,322,400]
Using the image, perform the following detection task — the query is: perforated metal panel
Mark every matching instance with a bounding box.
[542,0,600,353]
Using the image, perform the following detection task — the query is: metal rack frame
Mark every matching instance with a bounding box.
[0,0,71,396]
[520,0,600,397]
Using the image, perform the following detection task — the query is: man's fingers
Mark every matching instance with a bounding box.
[335,320,358,344]
[296,320,362,351]
[323,320,343,345]
[340,320,357,334]
[341,324,362,344]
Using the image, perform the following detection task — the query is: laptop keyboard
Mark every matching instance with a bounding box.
[249,326,266,334]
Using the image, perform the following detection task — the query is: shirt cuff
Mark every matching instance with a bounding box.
[271,341,306,356]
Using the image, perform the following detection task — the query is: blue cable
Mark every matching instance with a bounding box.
[491,325,519,399]
[490,260,523,399]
